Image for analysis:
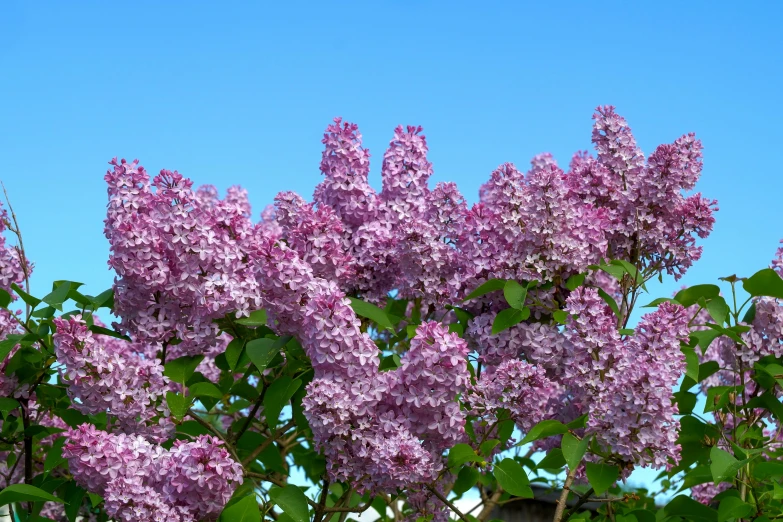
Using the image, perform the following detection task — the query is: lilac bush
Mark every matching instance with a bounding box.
[0,106,780,522]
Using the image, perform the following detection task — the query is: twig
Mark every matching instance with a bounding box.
[562,487,594,520]
[553,466,578,522]
[245,472,374,514]
[1,182,31,319]
[21,399,33,514]
[426,485,471,522]
[241,419,297,466]
[186,409,241,464]
[477,488,503,521]
[313,476,330,522]
[232,385,268,443]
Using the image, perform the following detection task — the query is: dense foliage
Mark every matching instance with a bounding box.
[1,107,781,522]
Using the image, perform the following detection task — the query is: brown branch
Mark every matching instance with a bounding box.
[477,488,503,521]
[426,485,471,522]
[241,419,297,466]
[20,399,33,514]
[553,466,578,522]
[562,487,594,520]
[246,471,287,487]
[313,476,330,522]
[232,384,268,443]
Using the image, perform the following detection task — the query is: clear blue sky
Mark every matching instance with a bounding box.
[1,0,780,496]
[1,1,781,301]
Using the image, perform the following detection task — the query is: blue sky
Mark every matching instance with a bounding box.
[1,1,781,301]
[0,0,781,496]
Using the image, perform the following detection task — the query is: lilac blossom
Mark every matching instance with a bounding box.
[63,425,242,522]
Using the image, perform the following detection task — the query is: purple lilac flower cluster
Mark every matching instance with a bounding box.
[81,107,718,516]
[563,289,689,469]
[63,425,242,522]
[104,160,263,353]
[52,316,174,442]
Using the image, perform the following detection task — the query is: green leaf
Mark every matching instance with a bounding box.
[235,309,268,327]
[537,448,566,470]
[585,462,619,495]
[643,297,679,308]
[491,307,529,334]
[189,382,224,399]
[674,285,721,308]
[494,458,533,498]
[269,485,309,522]
[246,337,284,374]
[566,415,588,430]
[44,436,67,473]
[553,310,569,324]
[452,466,480,495]
[519,419,568,445]
[682,347,700,382]
[11,283,41,309]
[31,305,56,319]
[710,447,744,484]
[379,354,402,371]
[90,289,114,310]
[63,481,85,522]
[478,440,499,458]
[0,334,24,363]
[0,397,20,415]
[678,466,713,492]
[665,495,717,522]
[163,355,205,385]
[699,361,720,382]
[674,391,698,415]
[220,494,260,522]
[166,391,191,421]
[742,302,756,324]
[348,297,394,331]
[718,496,753,522]
[775,481,783,500]
[88,324,131,341]
[597,288,620,318]
[589,263,626,281]
[503,280,527,310]
[707,324,746,346]
[448,443,484,469]
[561,433,589,470]
[41,282,71,310]
[263,377,302,429]
[707,297,730,325]
[497,419,515,445]
[464,279,506,301]
[758,393,783,422]
[626,510,656,522]
[0,288,11,308]
[0,483,64,506]
[565,273,586,291]
[752,461,783,480]
[690,330,722,353]
[744,268,783,298]
[704,386,739,413]
[87,493,103,507]
[610,259,644,284]
[448,322,464,336]
[224,339,244,372]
